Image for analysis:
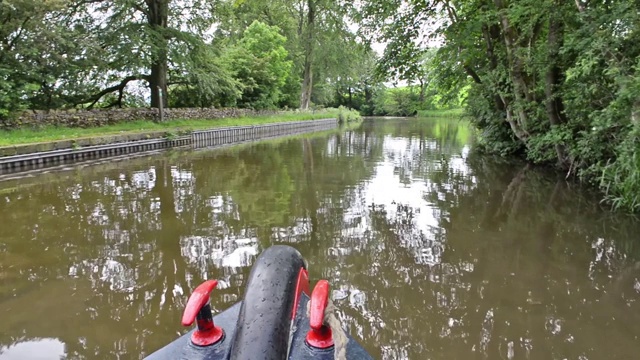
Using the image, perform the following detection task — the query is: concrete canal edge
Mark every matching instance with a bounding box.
[0,118,338,174]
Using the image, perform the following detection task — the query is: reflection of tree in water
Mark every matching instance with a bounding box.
[0,128,386,358]
[0,157,253,356]
[1,119,639,359]
[319,144,640,359]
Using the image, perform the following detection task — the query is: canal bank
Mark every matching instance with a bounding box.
[0,118,339,174]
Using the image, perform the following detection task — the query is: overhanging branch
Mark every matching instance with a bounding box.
[82,75,149,108]
[463,65,482,84]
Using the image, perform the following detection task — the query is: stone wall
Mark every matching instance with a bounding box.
[1,108,280,130]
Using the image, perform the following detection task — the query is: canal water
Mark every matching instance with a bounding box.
[1,118,639,359]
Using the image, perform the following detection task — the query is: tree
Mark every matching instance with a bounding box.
[84,0,221,109]
[0,0,86,115]
[168,45,244,108]
[226,21,293,109]
[0,0,223,111]
[218,0,360,110]
[0,0,227,112]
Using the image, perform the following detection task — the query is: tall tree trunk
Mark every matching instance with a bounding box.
[364,83,371,104]
[300,0,315,110]
[545,5,569,167]
[501,95,529,142]
[300,60,313,109]
[149,57,167,109]
[147,0,169,109]
[494,0,531,142]
[482,24,506,112]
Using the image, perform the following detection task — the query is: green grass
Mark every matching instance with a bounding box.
[0,111,341,147]
[416,108,465,118]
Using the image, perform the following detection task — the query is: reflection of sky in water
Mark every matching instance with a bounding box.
[271,220,312,243]
[0,338,65,360]
[180,235,259,279]
[68,258,137,292]
[340,135,471,267]
[130,167,156,190]
[70,165,258,294]
[329,131,485,358]
[171,166,195,214]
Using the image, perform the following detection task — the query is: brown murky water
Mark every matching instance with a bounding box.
[1,118,639,359]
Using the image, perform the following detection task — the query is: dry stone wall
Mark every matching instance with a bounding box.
[1,108,280,130]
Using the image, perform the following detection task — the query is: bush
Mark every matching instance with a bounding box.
[598,126,640,211]
[373,87,422,116]
[336,106,362,124]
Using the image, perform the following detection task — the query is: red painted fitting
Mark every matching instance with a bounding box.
[181,280,224,346]
[306,280,334,348]
[291,267,310,320]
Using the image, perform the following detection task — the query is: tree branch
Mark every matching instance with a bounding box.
[167,80,190,86]
[133,1,149,17]
[444,1,458,23]
[68,0,109,14]
[464,65,482,84]
[82,75,148,108]
[3,17,31,53]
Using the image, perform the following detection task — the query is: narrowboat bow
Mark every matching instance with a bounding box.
[145,245,373,360]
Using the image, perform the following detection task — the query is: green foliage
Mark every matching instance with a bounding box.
[373,87,422,116]
[0,0,79,116]
[336,106,362,125]
[416,108,464,118]
[0,0,224,111]
[0,0,375,120]
[358,0,640,212]
[363,48,467,117]
[370,85,462,117]
[226,21,293,109]
[599,126,640,211]
[169,45,243,108]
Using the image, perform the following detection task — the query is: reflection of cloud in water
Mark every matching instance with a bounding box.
[337,135,474,267]
[100,259,136,292]
[68,258,136,292]
[130,168,156,190]
[0,338,65,360]
[381,345,409,360]
[180,235,259,278]
[171,167,195,214]
[451,145,473,178]
[589,237,625,280]
[332,284,386,341]
[89,203,110,226]
[271,220,312,243]
[207,195,236,215]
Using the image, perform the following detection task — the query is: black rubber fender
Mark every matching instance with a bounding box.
[228,245,306,360]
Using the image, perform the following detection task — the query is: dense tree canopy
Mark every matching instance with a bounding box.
[357,0,640,211]
[228,20,293,108]
[0,0,379,113]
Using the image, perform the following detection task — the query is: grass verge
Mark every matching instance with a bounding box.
[0,110,341,147]
[416,108,465,118]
